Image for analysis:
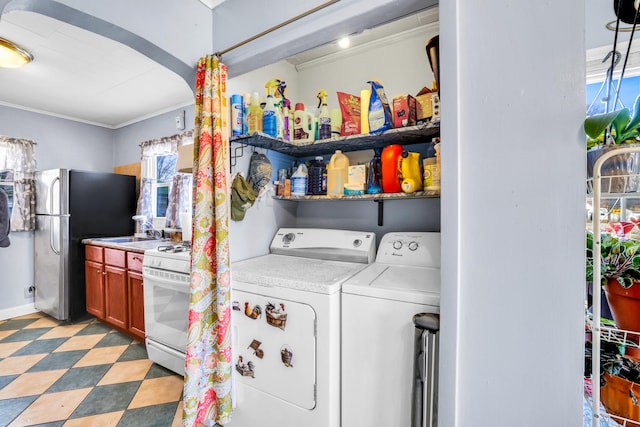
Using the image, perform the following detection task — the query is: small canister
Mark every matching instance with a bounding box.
[231,94,244,136]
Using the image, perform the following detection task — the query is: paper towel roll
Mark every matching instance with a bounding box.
[180,212,192,243]
[360,89,370,134]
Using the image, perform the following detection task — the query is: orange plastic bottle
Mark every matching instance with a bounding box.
[381,144,403,193]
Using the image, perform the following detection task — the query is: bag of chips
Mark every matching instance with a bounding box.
[337,92,361,136]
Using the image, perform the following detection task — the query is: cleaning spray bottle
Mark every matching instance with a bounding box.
[317,89,331,140]
[263,79,279,138]
[278,80,291,141]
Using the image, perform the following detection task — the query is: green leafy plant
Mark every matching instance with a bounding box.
[586,230,640,288]
[585,95,640,149]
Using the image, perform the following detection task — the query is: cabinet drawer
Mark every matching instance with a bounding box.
[127,252,144,272]
[85,245,103,263]
[104,248,126,268]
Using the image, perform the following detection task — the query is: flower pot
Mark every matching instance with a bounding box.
[601,372,640,426]
[604,279,640,358]
[587,145,640,193]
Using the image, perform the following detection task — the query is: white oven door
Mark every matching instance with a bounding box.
[142,266,190,352]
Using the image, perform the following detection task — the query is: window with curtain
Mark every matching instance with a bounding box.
[0,136,36,231]
[138,130,193,228]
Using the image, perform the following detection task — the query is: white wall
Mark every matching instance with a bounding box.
[0,105,115,315]
[438,1,585,425]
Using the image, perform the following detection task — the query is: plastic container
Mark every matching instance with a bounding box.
[317,89,331,140]
[307,156,326,195]
[400,151,423,193]
[293,103,314,143]
[242,92,251,134]
[263,80,278,137]
[231,94,243,136]
[367,148,383,194]
[327,150,349,197]
[247,92,263,134]
[381,144,403,193]
[360,89,370,134]
[291,163,308,196]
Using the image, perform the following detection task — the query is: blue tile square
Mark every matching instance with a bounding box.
[70,382,141,418]
[118,343,148,362]
[0,318,42,331]
[117,402,179,427]
[0,395,38,425]
[12,338,68,356]
[75,322,111,336]
[145,363,180,379]
[47,364,111,393]
[0,328,50,343]
[27,350,87,372]
[95,332,132,348]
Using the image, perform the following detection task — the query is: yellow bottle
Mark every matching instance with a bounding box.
[247,91,263,134]
[399,151,423,193]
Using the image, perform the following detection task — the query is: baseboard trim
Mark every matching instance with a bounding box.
[0,303,38,321]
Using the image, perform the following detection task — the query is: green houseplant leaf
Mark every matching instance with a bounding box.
[585,110,626,140]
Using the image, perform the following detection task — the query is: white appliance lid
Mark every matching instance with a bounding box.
[342,263,440,306]
[232,254,367,294]
[143,247,191,274]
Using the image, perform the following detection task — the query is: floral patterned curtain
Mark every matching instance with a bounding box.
[0,136,36,231]
[183,55,232,425]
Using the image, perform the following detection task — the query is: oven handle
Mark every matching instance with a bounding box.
[143,272,190,293]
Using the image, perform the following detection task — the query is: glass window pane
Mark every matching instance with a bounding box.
[156,154,177,182]
[156,185,169,217]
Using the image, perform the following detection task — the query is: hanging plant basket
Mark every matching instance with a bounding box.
[587,144,640,194]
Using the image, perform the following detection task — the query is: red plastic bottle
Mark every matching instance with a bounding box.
[381,144,403,193]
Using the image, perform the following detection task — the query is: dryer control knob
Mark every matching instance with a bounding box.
[283,233,296,243]
[408,241,419,251]
[393,240,403,250]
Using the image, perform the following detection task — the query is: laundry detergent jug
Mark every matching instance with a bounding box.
[399,151,423,193]
[381,144,403,193]
[327,150,349,196]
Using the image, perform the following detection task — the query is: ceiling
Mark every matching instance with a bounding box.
[0,2,628,129]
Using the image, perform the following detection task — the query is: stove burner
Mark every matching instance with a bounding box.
[158,243,190,253]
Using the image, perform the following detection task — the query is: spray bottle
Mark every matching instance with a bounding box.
[247,92,262,134]
[317,89,331,140]
[263,79,279,138]
[278,81,290,141]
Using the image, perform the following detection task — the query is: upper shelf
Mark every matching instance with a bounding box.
[229,121,440,157]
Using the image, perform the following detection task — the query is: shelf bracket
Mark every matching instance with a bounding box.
[375,199,384,226]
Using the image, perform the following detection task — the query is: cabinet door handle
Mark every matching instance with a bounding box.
[132,255,142,261]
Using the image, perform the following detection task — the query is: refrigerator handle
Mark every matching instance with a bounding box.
[50,224,60,255]
[50,176,60,214]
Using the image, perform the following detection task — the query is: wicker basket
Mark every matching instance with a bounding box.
[266,303,287,330]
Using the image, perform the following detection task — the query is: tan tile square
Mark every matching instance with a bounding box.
[0,353,46,375]
[73,345,127,367]
[62,410,124,427]
[0,369,67,399]
[0,329,17,341]
[54,334,105,352]
[128,376,184,409]
[172,401,184,426]
[0,341,29,358]
[38,324,88,339]
[13,312,44,320]
[97,359,153,386]
[8,388,91,427]
[25,316,62,329]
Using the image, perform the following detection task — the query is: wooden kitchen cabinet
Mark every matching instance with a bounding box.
[104,248,128,330]
[127,252,145,340]
[85,245,105,320]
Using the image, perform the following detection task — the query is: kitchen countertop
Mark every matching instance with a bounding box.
[82,237,172,254]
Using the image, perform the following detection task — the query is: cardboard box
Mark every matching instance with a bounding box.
[416,90,433,120]
[348,165,367,186]
[392,95,417,128]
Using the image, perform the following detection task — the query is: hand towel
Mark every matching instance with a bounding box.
[0,187,11,248]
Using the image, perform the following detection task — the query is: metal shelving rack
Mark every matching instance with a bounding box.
[589,146,640,427]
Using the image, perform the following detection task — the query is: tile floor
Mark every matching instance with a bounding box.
[0,312,184,427]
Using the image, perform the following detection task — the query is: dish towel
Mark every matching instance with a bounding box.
[0,187,10,248]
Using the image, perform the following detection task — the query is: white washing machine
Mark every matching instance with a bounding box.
[229,228,376,427]
[341,231,441,427]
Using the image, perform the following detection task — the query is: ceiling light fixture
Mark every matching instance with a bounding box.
[0,37,33,68]
[338,36,350,49]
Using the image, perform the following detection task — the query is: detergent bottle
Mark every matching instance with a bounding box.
[263,79,279,137]
[327,150,349,197]
[399,151,423,193]
[291,163,308,196]
[381,144,403,193]
[293,103,314,143]
[317,89,331,140]
[367,148,383,194]
[247,92,263,134]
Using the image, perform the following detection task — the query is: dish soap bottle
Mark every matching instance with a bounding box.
[317,89,331,140]
[247,92,263,134]
[263,79,279,137]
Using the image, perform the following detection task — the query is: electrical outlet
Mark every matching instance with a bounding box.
[175,110,185,130]
[24,285,34,299]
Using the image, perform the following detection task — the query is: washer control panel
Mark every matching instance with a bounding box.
[376,232,441,268]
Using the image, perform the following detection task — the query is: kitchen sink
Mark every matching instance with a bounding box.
[95,236,160,243]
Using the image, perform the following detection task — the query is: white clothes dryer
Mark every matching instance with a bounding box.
[341,231,441,427]
[229,228,376,427]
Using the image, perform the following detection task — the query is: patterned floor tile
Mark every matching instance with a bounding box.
[73,346,127,367]
[7,388,92,426]
[98,359,153,386]
[0,395,38,425]
[145,363,179,379]
[118,402,180,427]
[0,318,40,331]
[47,365,112,393]
[70,382,141,418]
[172,401,183,426]
[0,369,67,399]
[24,317,62,329]
[95,332,133,348]
[0,374,18,389]
[117,342,148,362]
[38,324,88,340]
[12,338,68,356]
[62,410,124,427]
[1,328,51,342]
[28,350,88,372]
[0,340,29,358]
[0,330,17,341]
[128,376,183,409]
[74,322,111,336]
[53,334,105,352]
[0,353,47,375]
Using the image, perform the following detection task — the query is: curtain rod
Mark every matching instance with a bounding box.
[216,0,341,57]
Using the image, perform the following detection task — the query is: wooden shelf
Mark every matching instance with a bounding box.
[273,190,440,202]
[229,121,440,158]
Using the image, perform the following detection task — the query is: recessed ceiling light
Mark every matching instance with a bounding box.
[0,37,32,68]
[338,37,350,49]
